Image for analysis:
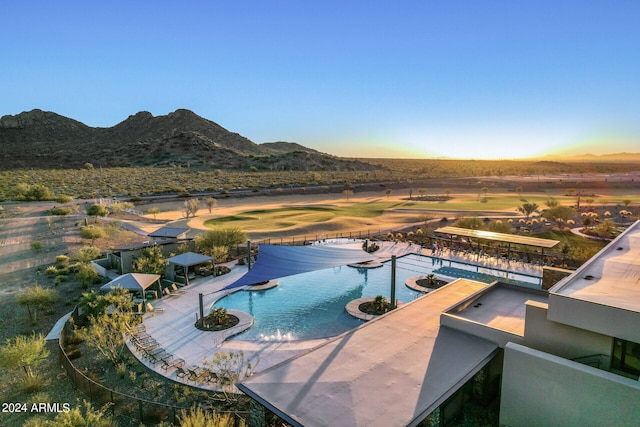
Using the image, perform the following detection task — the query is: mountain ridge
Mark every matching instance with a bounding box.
[0,109,374,171]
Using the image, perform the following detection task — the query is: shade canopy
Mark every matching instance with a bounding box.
[435,226,560,248]
[100,273,161,293]
[167,252,214,267]
[223,244,375,290]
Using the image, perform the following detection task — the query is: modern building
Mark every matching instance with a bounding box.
[239,222,640,426]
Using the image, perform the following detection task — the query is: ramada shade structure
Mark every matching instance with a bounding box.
[223,244,375,290]
[434,226,560,259]
[100,273,162,301]
[166,252,215,286]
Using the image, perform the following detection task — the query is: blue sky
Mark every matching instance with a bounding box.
[1,1,639,159]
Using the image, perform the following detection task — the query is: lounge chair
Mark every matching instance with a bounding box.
[175,365,188,379]
[146,303,165,314]
[171,283,187,294]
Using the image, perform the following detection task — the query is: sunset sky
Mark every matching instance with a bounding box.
[1,1,639,159]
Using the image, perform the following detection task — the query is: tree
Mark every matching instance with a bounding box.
[133,245,167,275]
[0,333,49,380]
[480,187,489,201]
[86,203,109,223]
[77,288,135,365]
[592,219,617,239]
[517,202,539,219]
[202,350,257,401]
[516,186,523,199]
[74,246,102,262]
[147,207,161,219]
[544,197,559,208]
[204,197,218,214]
[488,220,513,234]
[452,216,483,230]
[76,262,99,288]
[195,228,247,256]
[183,198,201,218]
[343,189,353,200]
[542,205,576,228]
[385,189,392,198]
[16,285,58,324]
[80,225,108,246]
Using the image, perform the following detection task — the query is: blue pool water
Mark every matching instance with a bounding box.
[214,254,541,341]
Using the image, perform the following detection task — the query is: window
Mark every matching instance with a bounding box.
[612,338,640,379]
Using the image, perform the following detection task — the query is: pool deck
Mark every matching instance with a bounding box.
[130,240,543,389]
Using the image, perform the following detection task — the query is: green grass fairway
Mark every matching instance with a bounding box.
[204,201,411,231]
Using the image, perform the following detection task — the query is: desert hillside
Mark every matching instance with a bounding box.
[0,108,376,171]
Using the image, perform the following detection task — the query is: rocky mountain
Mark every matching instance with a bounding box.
[0,109,374,171]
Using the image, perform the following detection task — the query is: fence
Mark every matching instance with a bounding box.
[58,310,248,426]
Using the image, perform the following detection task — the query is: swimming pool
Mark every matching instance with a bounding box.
[213,254,542,341]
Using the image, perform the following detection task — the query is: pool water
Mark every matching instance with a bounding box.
[214,254,541,341]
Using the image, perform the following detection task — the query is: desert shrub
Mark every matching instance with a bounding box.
[45,266,58,275]
[54,275,68,285]
[50,206,72,215]
[74,246,102,262]
[55,255,70,268]
[20,373,48,393]
[55,194,74,203]
[116,362,127,379]
[30,241,43,251]
[56,268,70,276]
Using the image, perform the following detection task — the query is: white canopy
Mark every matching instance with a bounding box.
[223,244,375,290]
[100,273,161,293]
[167,252,214,267]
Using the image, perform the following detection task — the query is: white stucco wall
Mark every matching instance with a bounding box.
[500,343,640,427]
[523,300,612,360]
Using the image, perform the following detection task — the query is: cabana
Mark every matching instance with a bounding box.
[166,252,215,285]
[100,273,162,309]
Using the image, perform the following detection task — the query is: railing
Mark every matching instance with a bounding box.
[572,354,611,370]
[58,309,248,426]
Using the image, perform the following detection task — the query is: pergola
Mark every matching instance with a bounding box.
[434,226,560,260]
[100,273,162,307]
[166,252,214,286]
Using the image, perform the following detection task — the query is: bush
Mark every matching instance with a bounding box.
[45,266,58,275]
[56,255,70,268]
[54,275,68,285]
[56,194,74,203]
[30,241,43,251]
[56,268,70,276]
[50,206,72,215]
[19,374,48,394]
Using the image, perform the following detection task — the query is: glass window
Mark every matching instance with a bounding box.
[612,338,640,379]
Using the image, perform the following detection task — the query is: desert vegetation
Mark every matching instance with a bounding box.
[2,159,640,201]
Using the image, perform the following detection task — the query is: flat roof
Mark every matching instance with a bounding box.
[238,279,498,427]
[450,284,549,336]
[550,221,640,313]
[148,226,190,238]
[435,226,560,249]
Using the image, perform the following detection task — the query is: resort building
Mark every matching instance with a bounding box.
[238,222,640,426]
